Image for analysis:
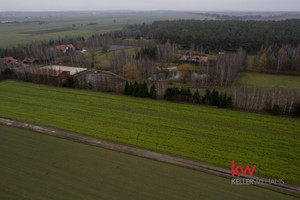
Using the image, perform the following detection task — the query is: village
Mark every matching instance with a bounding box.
[0,42,214,97]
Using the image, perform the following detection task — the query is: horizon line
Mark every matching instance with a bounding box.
[1,10,300,13]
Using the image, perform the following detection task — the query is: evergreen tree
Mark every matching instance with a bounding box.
[164,87,180,101]
[294,103,300,117]
[222,93,227,107]
[63,75,76,88]
[141,82,149,97]
[132,81,139,97]
[2,68,14,79]
[164,88,172,100]
[137,82,143,97]
[186,88,192,101]
[218,92,227,107]
[271,104,281,115]
[180,88,186,101]
[218,93,224,107]
[202,88,211,104]
[226,96,232,108]
[174,88,181,100]
[210,89,219,106]
[193,89,200,103]
[124,81,129,95]
[149,84,157,99]
[128,82,133,96]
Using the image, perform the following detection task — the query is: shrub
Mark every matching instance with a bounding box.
[193,89,200,103]
[271,104,281,115]
[63,76,76,88]
[1,68,15,79]
[149,84,157,99]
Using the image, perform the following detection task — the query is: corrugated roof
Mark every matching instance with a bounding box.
[3,57,17,64]
[56,44,75,52]
[180,55,208,63]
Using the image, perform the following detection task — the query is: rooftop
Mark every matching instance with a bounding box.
[41,65,88,75]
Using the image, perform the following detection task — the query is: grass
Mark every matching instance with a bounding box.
[0,80,299,185]
[234,72,300,94]
[0,20,122,48]
[1,125,298,200]
[85,48,137,68]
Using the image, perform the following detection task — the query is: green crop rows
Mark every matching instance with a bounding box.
[0,81,299,185]
[2,125,298,199]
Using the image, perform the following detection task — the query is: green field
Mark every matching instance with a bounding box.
[1,125,297,200]
[85,48,137,68]
[0,12,210,48]
[0,18,120,48]
[234,72,300,94]
[0,81,299,185]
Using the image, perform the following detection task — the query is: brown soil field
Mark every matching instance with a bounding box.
[20,27,77,35]
[90,24,125,31]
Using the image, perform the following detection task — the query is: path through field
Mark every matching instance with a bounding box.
[1,117,299,197]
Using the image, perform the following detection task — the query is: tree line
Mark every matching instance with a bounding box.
[183,48,246,88]
[251,44,300,74]
[110,41,178,81]
[164,87,232,108]
[124,81,156,99]
[232,86,300,117]
[122,19,300,52]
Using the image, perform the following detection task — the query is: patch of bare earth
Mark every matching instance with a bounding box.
[20,27,77,35]
[90,24,125,31]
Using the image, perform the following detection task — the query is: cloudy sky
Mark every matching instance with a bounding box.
[0,0,299,12]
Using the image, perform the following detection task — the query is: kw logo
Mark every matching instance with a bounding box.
[231,160,256,177]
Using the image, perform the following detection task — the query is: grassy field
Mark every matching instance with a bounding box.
[0,81,299,185]
[85,48,137,68]
[1,125,298,200]
[0,12,210,48]
[234,72,300,94]
[0,20,115,48]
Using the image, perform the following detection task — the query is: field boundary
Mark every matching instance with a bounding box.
[0,117,299,196]
[20,27,77,35]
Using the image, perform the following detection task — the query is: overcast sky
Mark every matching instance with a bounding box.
[0,0,299,12]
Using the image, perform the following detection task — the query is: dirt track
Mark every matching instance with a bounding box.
[20,27,76,34]
[0,117,299,196]
[89,24,124,31]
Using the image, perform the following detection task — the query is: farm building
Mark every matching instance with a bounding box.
[149,67,179,81]
[76,70,126,93]
[108,45,132,52]
[23,58,39,65]
[56,44,76,53]
[1,57,17,64]
[41,65,87,75]
[18,67,70,77]
[15,67,72,85]
[179,56,208,64]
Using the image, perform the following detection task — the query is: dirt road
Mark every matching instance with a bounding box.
[0,117,299,196]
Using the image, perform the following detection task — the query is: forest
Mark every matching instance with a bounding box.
[122,20,300,52]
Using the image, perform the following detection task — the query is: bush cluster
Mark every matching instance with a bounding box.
[201,89,232,108]
[264,101,300,117]
[165,87,232,108]
[124,81,156,99]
